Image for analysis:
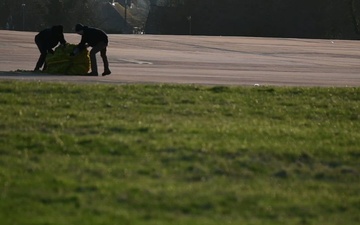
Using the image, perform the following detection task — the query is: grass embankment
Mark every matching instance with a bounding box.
[0,81,359,225]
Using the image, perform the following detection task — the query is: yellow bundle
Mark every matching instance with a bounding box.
[45,44,90,75]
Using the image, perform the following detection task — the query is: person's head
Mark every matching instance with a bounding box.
[75,23,84,35]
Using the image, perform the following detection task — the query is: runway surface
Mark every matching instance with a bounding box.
[0,30,359,86]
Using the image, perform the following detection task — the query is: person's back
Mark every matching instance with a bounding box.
[34,25,66,71]
[36,26,66,50]
[74,24,111,76]
[79,26,108,49]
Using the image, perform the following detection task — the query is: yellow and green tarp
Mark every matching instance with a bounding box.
[45,44,90,75]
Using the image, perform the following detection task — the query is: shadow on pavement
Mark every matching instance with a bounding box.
[0,70,92,77]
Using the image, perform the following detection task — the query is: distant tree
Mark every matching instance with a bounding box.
[45,0,66,26]
[157,0,184,7]
[44,0,101,31]
[0,0,8,29]
[0,0,106,31]
[0,0,25,30]
[350,0,360,34]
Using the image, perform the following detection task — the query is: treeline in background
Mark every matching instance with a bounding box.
[1,0,360,39]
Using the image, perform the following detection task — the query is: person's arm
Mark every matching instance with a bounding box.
[71,35,87,56]
[59,33,66,45]
[77,35,87,51]
[45,33,55,54]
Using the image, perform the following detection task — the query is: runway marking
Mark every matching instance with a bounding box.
[118,59,153,65]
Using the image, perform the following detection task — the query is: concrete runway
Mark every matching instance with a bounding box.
[0,30,359,86]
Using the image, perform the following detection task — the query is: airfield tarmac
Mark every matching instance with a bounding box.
[0,30,359,86]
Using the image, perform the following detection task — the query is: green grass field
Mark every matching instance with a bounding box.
[0,81,359,225]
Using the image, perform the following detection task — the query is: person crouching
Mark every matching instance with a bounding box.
[34,25,66,71]
[72,24,111,76]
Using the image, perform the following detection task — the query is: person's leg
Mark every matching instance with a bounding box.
[34,36,47,71]
[100,46,111,76]
[89,47,100,75]
[35,53,47,71]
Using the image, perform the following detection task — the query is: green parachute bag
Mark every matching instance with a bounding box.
[45,44,90,75]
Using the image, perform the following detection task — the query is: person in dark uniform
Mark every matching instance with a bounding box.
[34,25,66,71]
[73,24,111,76]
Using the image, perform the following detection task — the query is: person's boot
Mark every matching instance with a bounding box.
[102,70,111,76]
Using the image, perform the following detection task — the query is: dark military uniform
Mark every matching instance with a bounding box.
[34,25,66,71]
[74,24,111,76]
